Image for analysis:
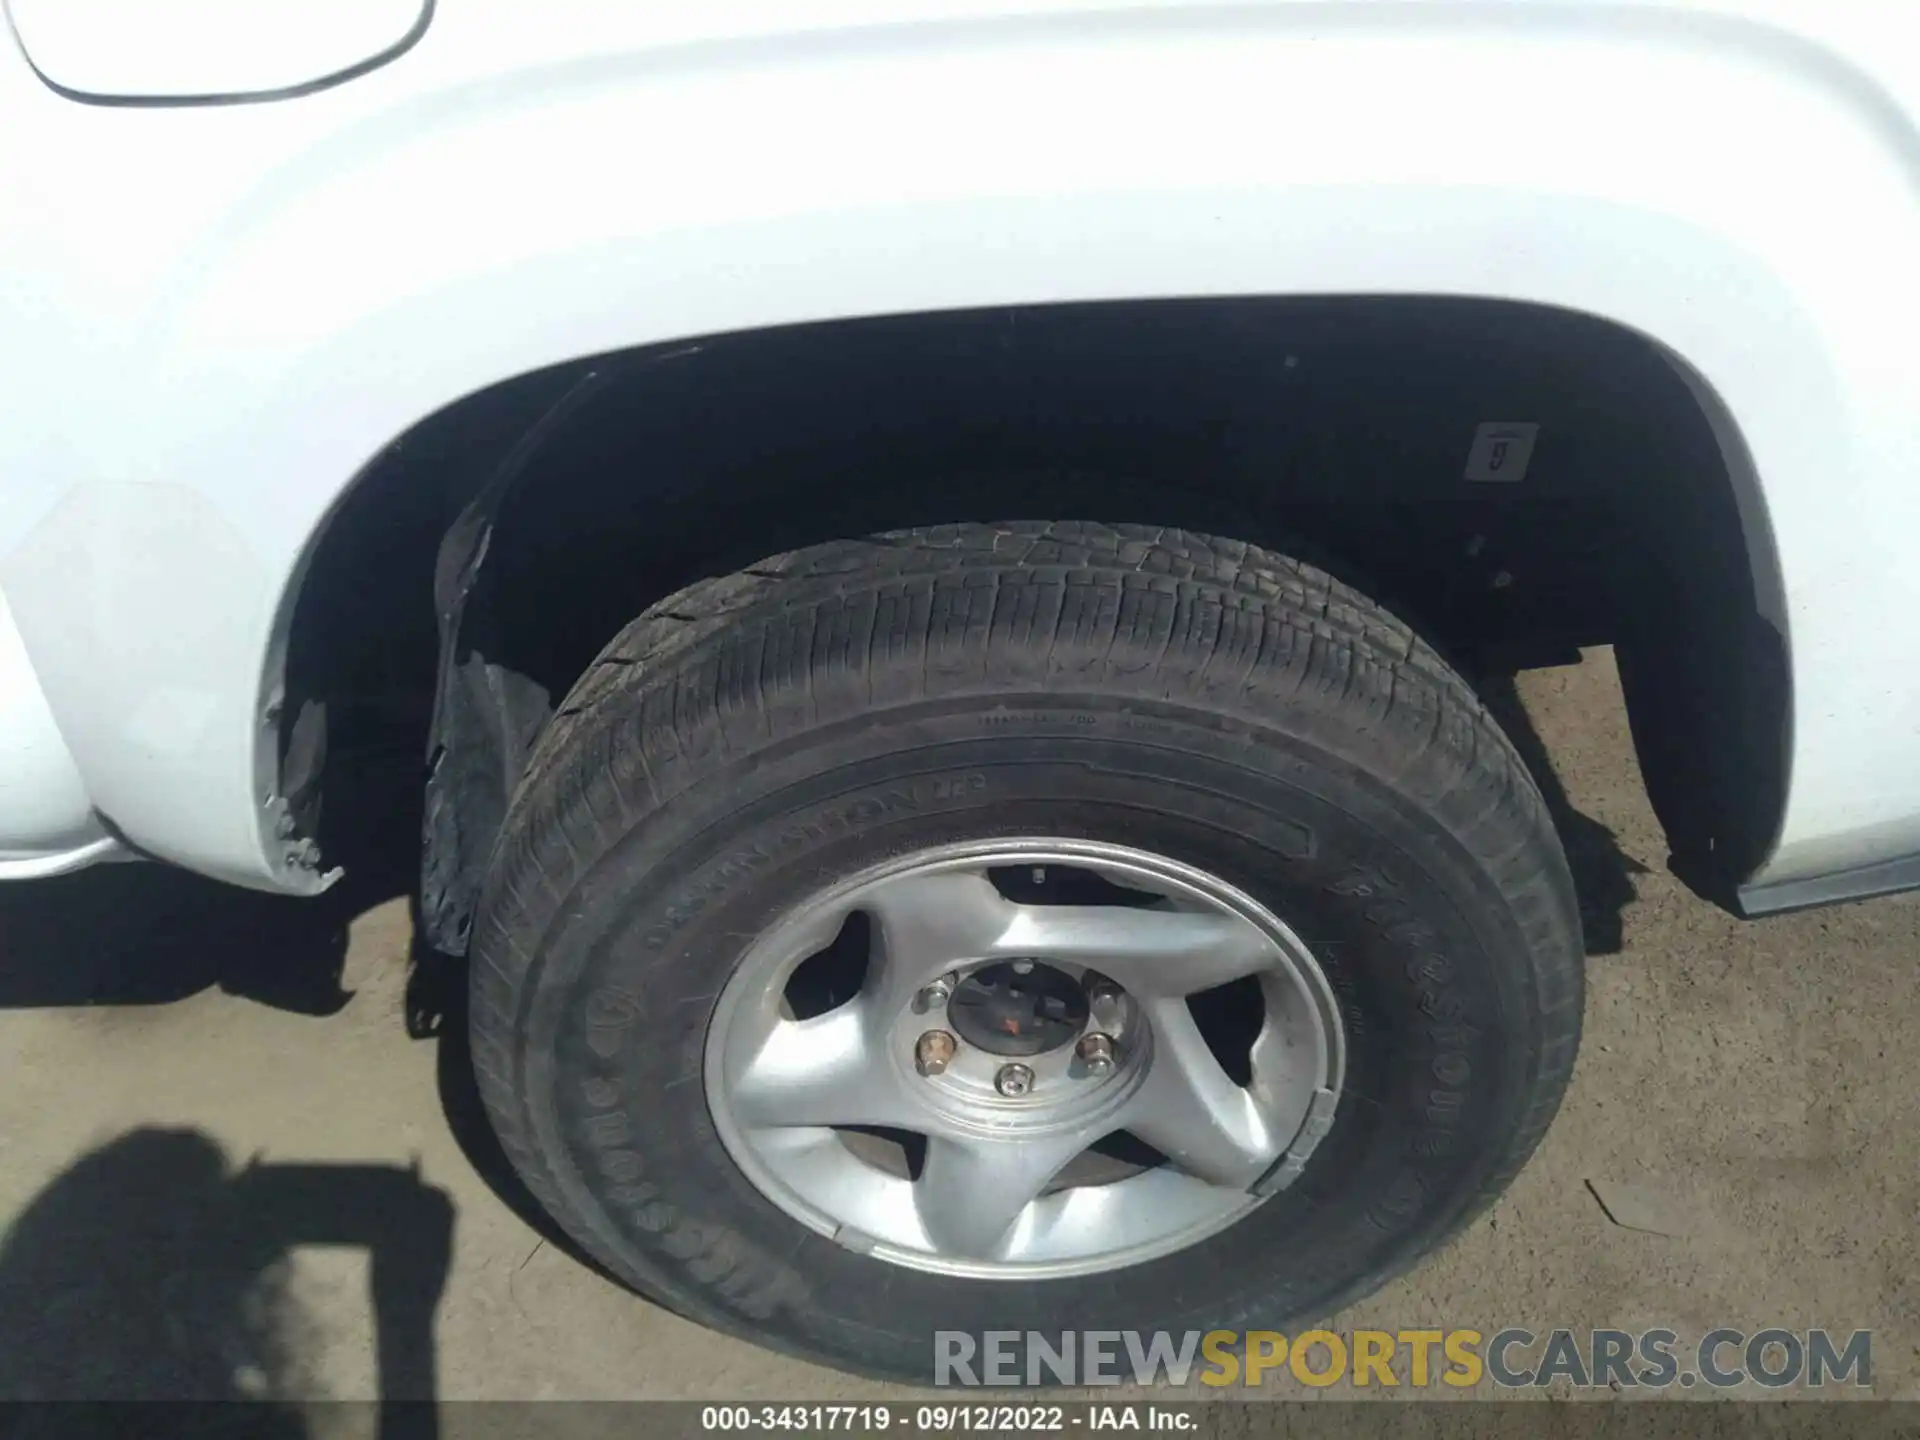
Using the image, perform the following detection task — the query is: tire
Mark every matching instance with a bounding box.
[469,521,1583,1382]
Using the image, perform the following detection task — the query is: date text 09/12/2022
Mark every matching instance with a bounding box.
[701,1405,1193,1432]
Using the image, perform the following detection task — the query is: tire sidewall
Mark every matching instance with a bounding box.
[507,694,1545,1379]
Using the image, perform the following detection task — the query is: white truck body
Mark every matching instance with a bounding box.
[1,0,1916,908]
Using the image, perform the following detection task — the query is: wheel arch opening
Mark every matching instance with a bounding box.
[279,295,1788,947]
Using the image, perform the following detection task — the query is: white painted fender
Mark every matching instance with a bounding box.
[4,0,429,100]
[0,589,114,877]
[1,1,1918,894]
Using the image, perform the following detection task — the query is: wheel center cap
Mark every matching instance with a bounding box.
[948,961,1089,1057]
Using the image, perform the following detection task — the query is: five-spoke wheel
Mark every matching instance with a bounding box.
[707,841,1344,1276]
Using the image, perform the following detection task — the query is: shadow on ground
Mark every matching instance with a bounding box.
[1480,671,1648,956]
[0,747,427,1016]
[0,1127,452,1437]
[0,748,578,1244]
[0,752,574,1427]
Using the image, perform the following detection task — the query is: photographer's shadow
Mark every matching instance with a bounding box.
[0,1127,452,1433]
[0,752,459,1433]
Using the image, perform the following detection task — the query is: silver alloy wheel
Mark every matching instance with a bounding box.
[704,839,1345,1280]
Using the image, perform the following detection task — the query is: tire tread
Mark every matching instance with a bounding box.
[469,521,1583,1367]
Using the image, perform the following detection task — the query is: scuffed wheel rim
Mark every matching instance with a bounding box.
[705,838,1344,1280]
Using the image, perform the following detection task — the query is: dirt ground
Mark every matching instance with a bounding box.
[0,649,1913,1405]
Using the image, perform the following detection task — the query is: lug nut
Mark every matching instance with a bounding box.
[1077,1032,1117,1077]
[916,1030,957,1077]
[994,1063,1036,1098]
[915,974,958,1012]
